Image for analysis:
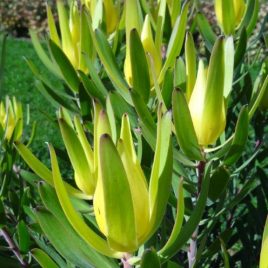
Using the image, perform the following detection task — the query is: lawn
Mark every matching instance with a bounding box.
[1,37,63,161]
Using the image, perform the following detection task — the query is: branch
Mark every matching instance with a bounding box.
[0,227,28,267]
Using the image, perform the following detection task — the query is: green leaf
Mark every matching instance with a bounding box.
[162,68,173,109]
[78,83,92,121]
[79,8,94,68]
[196,13,216,52]
[130,89,156,149]
[15,143,87,199]
[97,134,137,251]
[159,163,211,259]
[35,79,78,112]
[59,119,95,196]
[185,32,196,101]
[38,183,117,268]
[36,209,98,268]
[208,166,230,201]
[46,5,60,46]
[220,239,230,268]
[78,71,106,104]
[221,0,235,35]
[130,29,150,103]
[223,36,234,98]
[141,249,161,268]
[172,89,203,161]
[174,57,186,89]
[49,39,80,93]
[106,94,117,142]
[155,0,166,52]
[249,75,268,119]
[17,221,30,253]
[56,0,72,56]
[224,106,249,166]
[260,216,268,268]
[234,27,247,67]
[93,29,132,104]
[29,30,60,76]
[148,110,173,236]
[48,144,121,258]
[245,0,259,36]
[159,1,189,83]
[160,178,184,253]
[31,248,58,268]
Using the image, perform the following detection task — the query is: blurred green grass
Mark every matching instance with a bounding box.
[1,37,63,161]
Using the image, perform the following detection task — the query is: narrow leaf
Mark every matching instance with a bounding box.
[49,40,80,93]
[48,144,121,258]
[172,89,203,160]
[130,29,150,103]
[31,248,58,268]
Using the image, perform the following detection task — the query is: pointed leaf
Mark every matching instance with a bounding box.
[15,143,87,199]
[260,217,268,268]
[130,29,150,103]
[49,144,121,258]
[148,110,173,236]
[185,32,196,101]
[160,178,184,253]
[49,40,80,93]
[141,249,161,268]
[97,134,137,251]
[94,29,132,104]
[29,30,60,76]
[47,5,60,47]
[208,166,230,201]
[38,183,118,268]
[31,248,58,268]
[224,106,249,165]
[172,89,203,160]
[159,1,189,83]
[223,36,234,98]
[159,163,211,259]
[196,13,216,52]
[234,27,247,67]
[59,119,95,195]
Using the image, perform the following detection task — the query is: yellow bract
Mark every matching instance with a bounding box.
[124,1,162,87]
[0,97,23,142]
[50,104,172,254]
[188,38,226,146]
[215,0,246,35]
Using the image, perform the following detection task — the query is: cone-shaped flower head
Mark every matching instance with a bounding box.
[124,0,161,86]
[215,0,246,35]
[50,105,173,255]
[94,114,150,252]
[141,15,162,85]
[81,0,119,33]
[47,0,92,73]
[0,97,23,142]
[188,37,226,146]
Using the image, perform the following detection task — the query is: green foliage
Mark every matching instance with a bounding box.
[1,1,268,268]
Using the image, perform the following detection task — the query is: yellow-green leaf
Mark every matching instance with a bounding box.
[49,144,121,258]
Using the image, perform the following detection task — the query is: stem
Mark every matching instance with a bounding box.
[188,160,206,268]
[121,253,132,268]
[0,227,28,267]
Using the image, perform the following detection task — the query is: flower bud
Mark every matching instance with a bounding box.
[215,0,246,35]
[141,15,162,84]
[0,97,23,142]
[188,38,226,146]
[124,15,162,87]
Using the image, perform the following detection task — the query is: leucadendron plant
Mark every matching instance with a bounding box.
[0,96,23,142]
[10,0,268,267]
[17,104,173,256]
